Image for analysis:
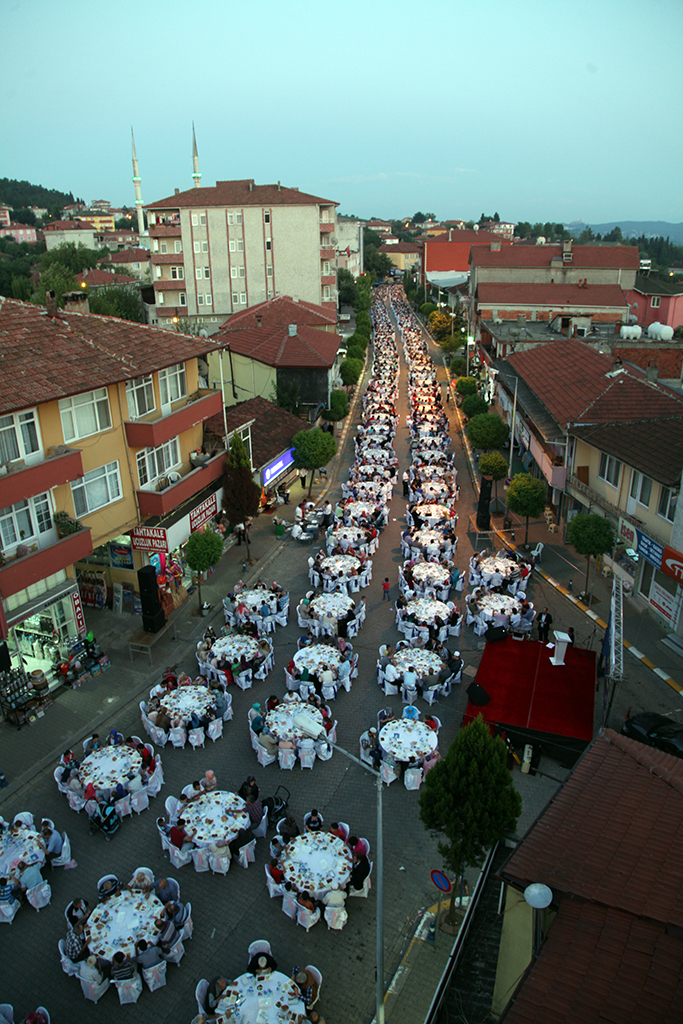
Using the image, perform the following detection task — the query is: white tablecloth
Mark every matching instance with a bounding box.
[380,721,437,761]
[404,598,450,625]
[216,970,305,1024]
[320,555,360,578]
[280,832,352,898]
[309,594,355,620]
[265,697,324,741]
[86,890,163,961]
[344,501,379,522]
[412,563,451,588]
[357,447,395,464]
[477,593,522,618]
[392,648,443,679]
[79,747,142,791]
[410,529,445,550]
[212,635,261,661]
[162,684,215,722]
[240,589,278,614]
[181,790,249,846]
[293,645,342,674]
[413,503,450,526]
[0,828,45,879]
[479,555,519,580]
[328,526,369,549]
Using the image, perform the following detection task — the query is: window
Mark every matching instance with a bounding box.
[228,213,234,225]
[191,214,198,226]
[71,461,122,516]
[323,261,330,274]
[229,240,236,252]
[598,452,621,487]
[0,410,40,464]
[323,286,331,300]
[0,493,51,550]
[237,240,244,252]
[231,267,238,279]
[266,238,272,251]
[232,292,239,304]
[179,292,186,306]
[160,241,167,254]
[236,213,242,225]
[153,239,159,252]
[204,293,211,304]
[264,212,270,224]
[658,486,678,522]
[630,471,652,507]
[651,296,661,308]
[202,241,208,252]
[204,267,210,278]
[136,438,180,487]
[239,267,245,278]
[171,266,184,279]
[267,265,273,277]
[240,292,246,304]
[194,241,200,253]
[198,294,204,305]
[125,376,155,419]
[59,389,111,442]
[199,213,206,226]
[132,262,140,270]
[196,267,203,280]
[157,292,164,304]
[174,240,182,253]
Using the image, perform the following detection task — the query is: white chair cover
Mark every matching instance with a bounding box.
[142,961,167,991]
[26,881,52,911]
[299,746,316,770]
[80,976,110,1002]
[265,866,285,898]
[296,906,321,931]
[278,748,296,770]
[58,939,80,976]
[191,847,210,872]
[51,832,73,867]
[170,727,187,748]
[209,853,231,875]
[207,718,223,742]
[189,727,205,749]
[163,938,185,964]
[131,790,150,815]
[237,839,257,868]
[114,973,143,1004]
[257,744,277,767]
[325,906,348,930]
[404,768,423,790]
[282,891,298,919]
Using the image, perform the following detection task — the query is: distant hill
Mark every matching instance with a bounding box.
[567,220,683,244]
[0,177,76,212]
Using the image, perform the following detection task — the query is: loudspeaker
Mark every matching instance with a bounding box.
[0,642,11,672]
[142,609,166,634]
[140,591,162,617]
[137,565,158,597]
[477,475,492,530]
[486,625,507,643]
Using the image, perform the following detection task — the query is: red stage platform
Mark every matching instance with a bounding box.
[464,637,596,766]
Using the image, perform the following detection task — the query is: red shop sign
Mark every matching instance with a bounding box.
[190,493,218,533]
[72,590,86,637]
[661,546,683,584]
[130,526,169,552]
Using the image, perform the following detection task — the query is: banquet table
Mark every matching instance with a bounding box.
[79,746,142,792]
[320,555,360,578]
[293,645,342,674]
[344,501,380,522]
[181,790,249,846]
[328,526,369,550]
[410,529,445,550]
[415,482,450,500]
[412,503,451,527]
[479,555,519,580]
[239,589,278,615]
[212,634,261,662]
[411,563,451,589]
[279,832,352,898]
[309,593,355,620]
[215,969,305,1024]
[356,446,396,464]
[392,648,443,679]
[0,827,46,879]
[404,598,451,625]
[380,720,438,762]
[86,889,163,961]
[477,593,523,618]
[161,683,215,722]
[265,696,324,742]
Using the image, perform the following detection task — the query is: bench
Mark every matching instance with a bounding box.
[128,607,181,665]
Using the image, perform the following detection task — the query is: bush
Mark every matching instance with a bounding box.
[346,345,365,363]
[420,302,437,318]
[323,389,349,421]
[455,376,478,397]
[461,394,488,418]
[339,357,363,387]
[450,357,466,377]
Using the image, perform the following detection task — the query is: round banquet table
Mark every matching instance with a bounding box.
[293,645,342,674]
[79,746,142,792]
[239,589,278,614]
[279,832,352,898]
[214,969,305,1024]
[479,555,519,580]
[161,683,215,722]
[0,827,46,879]
[418,482,450,500]
[328,525,368,549]
[412,503,451,527]
[180,790,249,846]
[380,720,438,762]
[357,446,395,464]
[392,648,443,679]
[86,889,164,962]
[320,555,360,578]
[211,634,261,662]
[410,528,445,550]
[344,501,379,522]
[412,563,451,588]
[478,593,522,617]
[404,598,450,625]
[265,696,323,742]
[309,593,355,620]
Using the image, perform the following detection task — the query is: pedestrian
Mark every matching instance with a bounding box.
[402,470,409,497]
[567,626,575,646]
[299,468,307,490]
[235,522,245,546]
[536,607,553,643]
[381,577,391,602]
[446,389,451,405]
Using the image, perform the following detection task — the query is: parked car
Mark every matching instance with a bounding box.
[622,712,683,758]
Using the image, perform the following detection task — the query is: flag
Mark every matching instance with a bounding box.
[345,246,350,257]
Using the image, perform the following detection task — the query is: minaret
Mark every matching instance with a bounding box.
[131,128,145,236]
[192,123,201,189]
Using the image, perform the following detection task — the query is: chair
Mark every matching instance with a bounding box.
[359,733,374,767]
[222,693,234,722]
[278,747,296,770]
[304,811,324,831]
[196,653,211,678]
[191,847,210,872]
[142,961,167,991]
[0,1006,12,1024]
[147,760,164,798]
[404,767,423,790]
[321,682,337,701]
[282,890,298,919]
[163,938,185,965]
[315,738,333,761]
[27,880,52,911]
[247,939,272,962]
[80,975,110,1002]
[189,727,205,750]
[257,744,277,767]
[265,865,285,898]
[401,684,418,706]
[165,795,180,823]
[299,745,316,770]
[380,763,398,785]
[348,861,373,898]
[208,852,231,875]
[235,670,253,691]
[113,973,143,1004]
[237,838,257,868]
[429,716,442,732]
[195,979,210,1016]
[115,794,132,819]
[51,832,73,867]
[167,844,193,869]
[252,809,269,838]
[296,905,321,931]
[530,541,544,562]
[207,718,223,743]
[149,724,169,749]
[12,812,34,829]
[58,938,80,976]
[181,901,194,940]
[383,678,400,697]
[423,686,440,706]
[305,965,323,1007]
[54,766,70,794]
[402,705,420,721]
[131,790,150,815]
[0,900,19,923]
[170,726,187,748]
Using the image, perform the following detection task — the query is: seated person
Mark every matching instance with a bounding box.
[201,770,218,792]
[328,822,346,840]
[305,809,324,833]
[126,870,151,893]
[168,819,195,852]
[152,876,179,904]
[0,875,22,906]
[97,876,121,901]
[228,828,253,858]
[64,918,89,962]
[248,952,278,975]
[346,851,371,893]
[279,817,300,843]
[83,733,100,756]
[378,708,395,729]
[269,858,285,883]
[135,939,164,970]
[265,694,280,712]
[168,899,190,930]
[207,977,229,1011]
[79,954,106,985]
[155,907,181,953]
[322,887,347,908]
[107,729,124,746]
[257,728,279,757]
[66,897,90,927]
[126,771,144,794]
[293,967,320,1009]
[296,890,316,912]
[15,859,43,898]
[111,950,137,981]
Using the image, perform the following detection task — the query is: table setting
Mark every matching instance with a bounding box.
[239,589,278,615]
[479,555,519,581]
[355,446,396,465]
[412,562,451,589]
[320,555,360,579]
[392,648,443,679]
[309,593,355,620]
[279,832,352,898]
[181,790,249,846]
[379,720,438,762]
[214,969,305,1024]
[477,593,525,618]
[86,889,164,961]
[161,683,216,723]
[404,598,451,625]
[293,644,342,674]
[411,503,451,526]
[212,634,262,662]
[344,500,381,523]
[0,828,46,878]
[265,696,324,742]
[79,746,142,792]
[327,525,370,551]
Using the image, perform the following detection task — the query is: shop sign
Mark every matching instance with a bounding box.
[618,518,637,548]
[661,546,683,583]
[130,526,168,552]
[649,580,680,627]
[190,493,218,533]
[71,590,86,636]
[618,519,664,570]
[262,448,295,487]
[109,542,134,570]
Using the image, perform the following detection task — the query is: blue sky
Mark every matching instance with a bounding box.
[5,0,682,224]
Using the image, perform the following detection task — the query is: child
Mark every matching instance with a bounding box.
[382,577,391,602]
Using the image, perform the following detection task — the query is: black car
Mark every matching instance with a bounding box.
[622,712,683,758]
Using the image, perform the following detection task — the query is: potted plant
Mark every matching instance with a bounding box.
[53,511,83,538]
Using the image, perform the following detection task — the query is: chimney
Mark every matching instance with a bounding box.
[449,228,452,241]
[646,360,659,383]
[517,314,526,324]
[612,356,623,372]
[174,188,180,195]
[563,240,573,263]
[255,314,262,327]
[491,241,501,252]
[288,324,297,336]
[62,291,90,315]
[277,181,281,192]
[45,290,58,317]
[248,181,253,192]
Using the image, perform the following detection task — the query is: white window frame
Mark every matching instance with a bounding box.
[598,452,621,487]
[266,238,272,251]
[205,293,212,305]
[125,376,156,419]
[630,470,652,508]
[199,213,206,226]
[160,241,167,254]
[0,493,51,552]
[236,213,242,225]
[157,292,164,304]
[171,266,184,279]
[231,267,238,279]
[264,212,270,224]
[651,296,661,308]
[229,240,236,252]
[191,214,198,226]
[196,267,202,280]
[71,461,122,517]
[240,292,246,304]
[136,437,180,487]
[59,389,111,442]
[194,241,200,253]
[658,486,678,523]
[0,409,41,463]
[174,240,182,253]
[202,241,208,252]
[228,213,234,225]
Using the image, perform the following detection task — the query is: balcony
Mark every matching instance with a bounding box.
[125,390,223,449]
[320,274,336,287]
[136,451,225,516]
[149,223,182,238]
[567,474,670,547]
[320,246,335,260]
[0,528,93,599]
[319,222,334,234]
[151,253,184,265]
[0,448,84,509]
[153,279,186,292]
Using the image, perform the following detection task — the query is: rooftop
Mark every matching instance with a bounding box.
[75,269,137,286]
[220,294,335,331]
[147,179,337,211]
[98,248,150,264]
[44,220,96,232]
[632,272,683,297]
[214,320,339,369]
[478,282,628,309]
[571,418,683,486]
[471,243,640,270]
[205,395,307,469]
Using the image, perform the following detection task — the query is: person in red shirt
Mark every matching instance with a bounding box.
[269,858,285,884]
[169,818,194,851]
[328,823,346,840]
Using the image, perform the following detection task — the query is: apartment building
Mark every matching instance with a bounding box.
[145,179,338,334]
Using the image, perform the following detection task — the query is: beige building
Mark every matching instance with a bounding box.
[379,242,421,272]
[44,220,98,251]
[74,212,115,233]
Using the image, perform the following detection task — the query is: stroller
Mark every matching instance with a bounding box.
[88,799,121,842]
[268,785,290,827]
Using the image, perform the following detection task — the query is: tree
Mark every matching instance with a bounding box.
[429,310,453,343]
[271,380,302,416]
[339,357,362,388]
[449,357,466,377]
[479,451,508,511]
[567,512,613,602]
[323,389,349,421]
[505,472,546,545]
[34,263,76,306]
[420,302,437,319]
[456,376,478,397]
[461,394,488,419]
[412,212,426,224]
[88,284,145,323]
[10,208,36,226]
[420,716,521,922]
[293,428,337,498]
[222,434,261,563]
[337,268,358,308]
[466,413,509,452]
[185,527,225,612]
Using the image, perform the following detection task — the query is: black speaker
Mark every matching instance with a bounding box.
[138,565,158,597]
[140,590,162,617]
[486,625,507,643]
[142,609,166,633]
[0,642,11,672]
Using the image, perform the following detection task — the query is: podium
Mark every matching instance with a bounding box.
[549,630,571,666]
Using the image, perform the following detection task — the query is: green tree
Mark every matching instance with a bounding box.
[567,512,613,601]
[185,527,225,611]
[34,263,76,306]
[505,472,546,545]
[461,393,488,419]
[456,376,478,397]
[88,284,145,323]
[339,357,363,388]
[412,212,426,224]
[222,434,261,563]
[420,715,521,922]
[449,357,466,377]
[10,208,36,226]
[323,389,349,421]
[466,413,509,452]
[420,302,437,319]
[293,428,337,498]
[337,268,358,307]
[40,242,104,276]
[11,276,32,301]
[479,450,508,511]
[271,380,302,417]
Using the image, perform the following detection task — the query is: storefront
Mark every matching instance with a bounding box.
[621,518,683,631]
[2,572,85,685]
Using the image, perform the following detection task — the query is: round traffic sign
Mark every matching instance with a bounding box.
[430,869,452,893]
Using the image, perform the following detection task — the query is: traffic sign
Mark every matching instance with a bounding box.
[504,476,512,487]
[430,869,452,893]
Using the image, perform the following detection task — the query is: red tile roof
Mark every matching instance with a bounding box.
[75,269,137,286]
[471,243,639,269]
[220,295,335,331]
[148,180,337,210]
[215,321,339,369]
[424,236,510,273]
[504,340,683,426]
[44,220,96,232]
[0,297,215,414]
[478,282,628,309]
[98,248,150,265]
[379,243,420,254]
[571,419,683,486]
[204,395,307,469]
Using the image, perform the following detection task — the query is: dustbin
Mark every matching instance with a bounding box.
[275,523,285,537]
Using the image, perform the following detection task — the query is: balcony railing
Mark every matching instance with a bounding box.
[136,451,226,516]
[0,448,83,509]
[0,528,93,599]
[567,474,670,546]
[319,222,334,234]
[149,224,182,238]
[124,390,223,449]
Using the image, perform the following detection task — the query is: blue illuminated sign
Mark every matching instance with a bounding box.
[262,448,295,487]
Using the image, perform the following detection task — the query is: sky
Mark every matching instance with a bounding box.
[4,0,683,225]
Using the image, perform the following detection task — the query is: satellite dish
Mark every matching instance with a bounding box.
[524,883,553,909]
[199,329,209,338]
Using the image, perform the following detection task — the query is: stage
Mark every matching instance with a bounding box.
[464,636,596,766]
